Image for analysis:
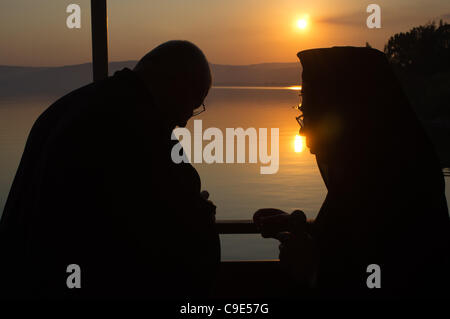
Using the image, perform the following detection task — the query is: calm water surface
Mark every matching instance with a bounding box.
[1,88,449,260]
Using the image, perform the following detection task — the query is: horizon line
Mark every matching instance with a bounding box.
[0,60,301,69]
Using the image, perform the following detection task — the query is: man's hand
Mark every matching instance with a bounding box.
[200,190,210,200]
[199,190,216,223]
[253,208,290,238]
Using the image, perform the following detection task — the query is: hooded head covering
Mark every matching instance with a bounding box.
[297,47,420,157]
[296,47,450,296]
[297,47,441,188]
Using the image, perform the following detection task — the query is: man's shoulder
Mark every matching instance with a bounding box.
[32,75,129,136]
[33,82,97,130]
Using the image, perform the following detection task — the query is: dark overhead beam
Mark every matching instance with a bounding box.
[90,0,108,82]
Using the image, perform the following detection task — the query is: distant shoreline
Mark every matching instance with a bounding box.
[0,62,302,98]
[212,85,301,90]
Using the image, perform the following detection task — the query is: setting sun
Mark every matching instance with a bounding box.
[296,18,308,30]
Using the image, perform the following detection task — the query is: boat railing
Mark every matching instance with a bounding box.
[213,220,289,298]
[216,219,258,234]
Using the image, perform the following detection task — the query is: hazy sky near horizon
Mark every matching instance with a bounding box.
[1,0,449,66]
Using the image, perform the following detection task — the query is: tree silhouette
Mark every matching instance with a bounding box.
[383,20,450,167]
[384,20,450,75]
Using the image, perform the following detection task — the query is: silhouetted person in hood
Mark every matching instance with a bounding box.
[254,47,450,299]
[0,40,220,299]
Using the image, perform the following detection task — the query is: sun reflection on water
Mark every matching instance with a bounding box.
[294,134,306,153]
[287,85,302,91]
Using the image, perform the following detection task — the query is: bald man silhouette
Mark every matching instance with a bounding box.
[0,41,220,299]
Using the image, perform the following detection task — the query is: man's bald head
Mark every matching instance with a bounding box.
[134,41,212,127]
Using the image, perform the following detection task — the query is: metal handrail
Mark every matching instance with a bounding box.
[216,219,258,234]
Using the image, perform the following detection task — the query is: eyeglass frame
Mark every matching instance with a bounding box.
[192,103,206,116]
[294,91,304,129]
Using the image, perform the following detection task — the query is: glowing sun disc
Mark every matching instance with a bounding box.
[297,19,307,29]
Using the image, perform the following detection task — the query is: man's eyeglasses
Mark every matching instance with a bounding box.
[293,91,304,129]
[193,103,206,116]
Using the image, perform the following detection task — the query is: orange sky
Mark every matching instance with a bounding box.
[1,0,449,66]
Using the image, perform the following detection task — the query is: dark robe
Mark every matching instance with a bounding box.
[0,68,220,299]
[298,47,450,298]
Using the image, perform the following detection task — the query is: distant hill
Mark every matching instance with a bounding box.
[211,62,301,86]
[0,61,301,97]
